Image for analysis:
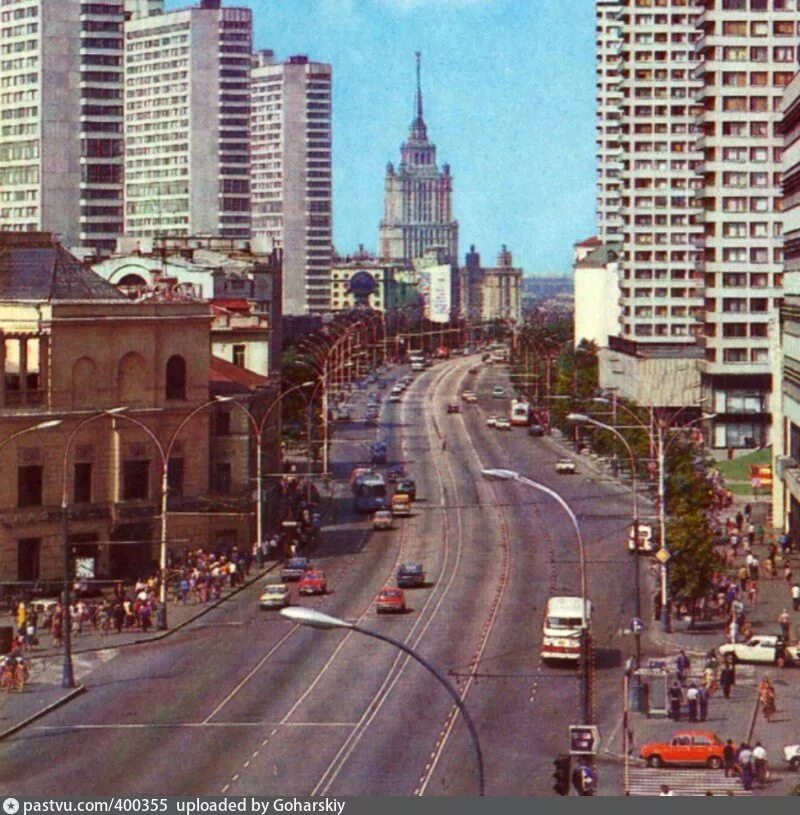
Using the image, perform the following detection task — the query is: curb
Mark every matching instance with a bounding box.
[34,562,280,659]
[0,685,86,741]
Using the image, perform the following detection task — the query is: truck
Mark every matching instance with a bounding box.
[510,399,532,426]
[541,596,592,664]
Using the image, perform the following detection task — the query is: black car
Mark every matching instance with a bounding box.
[528,424,545,437]
[397,562,425,588]
[281,557,311,581]
[396,478,417,501]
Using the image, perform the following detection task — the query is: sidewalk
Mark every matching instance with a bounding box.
[0,559,278,740]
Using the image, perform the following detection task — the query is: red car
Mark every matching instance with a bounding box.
[298,570,327,596]
[640,731,725,769]
[376,586,407,613]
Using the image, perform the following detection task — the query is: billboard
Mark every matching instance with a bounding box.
[426,264,452,324]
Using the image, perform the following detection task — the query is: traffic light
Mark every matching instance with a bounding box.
[552,754,571,796]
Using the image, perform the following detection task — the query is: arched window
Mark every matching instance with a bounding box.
[165,355,186,401]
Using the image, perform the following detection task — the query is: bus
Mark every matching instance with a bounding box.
[353,472,388,514]
[541,596,592,664]
[510,399,532,426]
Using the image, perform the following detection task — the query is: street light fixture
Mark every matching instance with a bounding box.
[281,606,485,796]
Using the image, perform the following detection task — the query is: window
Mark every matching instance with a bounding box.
[213,462,232,494]
[232,344,245,368]
[165,355,186,400]
[167,457,184,498]
[122,460,149,501]
[74,462,92,504]
[213,409,231,437]
[723,323,747,337]
[723,348,747,362]
[17,465,42,507]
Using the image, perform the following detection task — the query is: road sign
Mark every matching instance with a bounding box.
[630,617,644,635]
[569,725,600,756]
[654,547,671,564]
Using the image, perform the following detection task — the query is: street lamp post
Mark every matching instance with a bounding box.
[567,413,641,665]
[281,606,485,796]
[481,468,590,724]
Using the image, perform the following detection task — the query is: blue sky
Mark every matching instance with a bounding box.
[166,0,596,275]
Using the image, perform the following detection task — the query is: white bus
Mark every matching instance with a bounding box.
[510,399,531,426]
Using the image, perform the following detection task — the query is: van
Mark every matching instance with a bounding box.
[391,493,411,516]
[541,596,591,663]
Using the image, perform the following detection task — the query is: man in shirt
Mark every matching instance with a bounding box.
[686,683,700,723]
[752,742,767,784]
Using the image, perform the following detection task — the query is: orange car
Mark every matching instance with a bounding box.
[640,731,725,769]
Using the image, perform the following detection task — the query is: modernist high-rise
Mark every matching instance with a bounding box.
[251,51,333,315]
[379,53,458,266]
[0,0,135,253]
[596,0,795,451]
[124,0,252,240]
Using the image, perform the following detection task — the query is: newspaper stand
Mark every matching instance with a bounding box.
[634,663,669,717]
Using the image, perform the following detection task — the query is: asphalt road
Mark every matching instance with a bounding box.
[1,356,637,797]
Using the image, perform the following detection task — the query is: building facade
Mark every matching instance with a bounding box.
[596,0,795,449]
[123,0,252,240]
[460,245,522,325]
[251,52,333,315]
[379,54,458,266]
[0,0,129,253]
[329,251,419,312]
[573,237,621,349]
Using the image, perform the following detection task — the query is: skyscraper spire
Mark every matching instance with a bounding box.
[410,50,428,142]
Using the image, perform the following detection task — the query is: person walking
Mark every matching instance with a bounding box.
[669,680,683,721]
[698,682,709,722]
[792,582,800,613]
[778,609,791,640]
[686,683,700,722]
[720,662,735,699]
[752,742,768,785]
[723,739,736,778]
[676,649,690,685]
[739,743,754,792]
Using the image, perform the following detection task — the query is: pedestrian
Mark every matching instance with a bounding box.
[676,649,690,685]
[759,677,776,722]
[750,556,760,581]
[785,562,794,584]
[752,742,767,784]
[792,582,800,612]
[744,503,752,522]
[736,511,744,531]
[659,784,674,797]
[738,565,748,593]
[728,617,739,644]
[780,531,791,556]
[686,682,699,722]
[698,682,709,722]
[720,663,734,699]
[723,739,736,778]
[779,609,791,640]
[746,579,758,608]
[669,680,683,721]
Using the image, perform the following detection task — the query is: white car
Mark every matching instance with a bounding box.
[486,414,498,427]
[495,418,511,431]
[718,635,799,666]
[388,393,401,403]
[783,744,800,771]
[259,583,291,610]
[462,391,478,403]
[555,459,576,474]
[373,509,393,530]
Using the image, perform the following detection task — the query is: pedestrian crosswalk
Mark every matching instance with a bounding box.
[30,649,117,687]
[627,768,752,796]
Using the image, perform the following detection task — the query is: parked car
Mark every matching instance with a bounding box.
[528,424,545,437]
[718,635,799,666]
[259,583,291,610]
[396,562,425,588]
[298,570,327,596]
[377,586,407,613]
[640,731,726,769]
[395,478,417,501]
[281,557,311,581]
[486,414,499,427]
[446,402,461,414]
[555,459,576,474]
[495,418,511,431]
[372,509,393,530]
[783,743,800,771]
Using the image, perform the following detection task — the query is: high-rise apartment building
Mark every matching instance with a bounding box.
[0,0,128,253]
[596,0,797,450]
[124,0,252,240]
[251,51,333,315]
[379,53,458,266]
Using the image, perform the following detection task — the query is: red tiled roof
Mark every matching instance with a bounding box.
[210,355,269,388]
[574,236,601,248]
